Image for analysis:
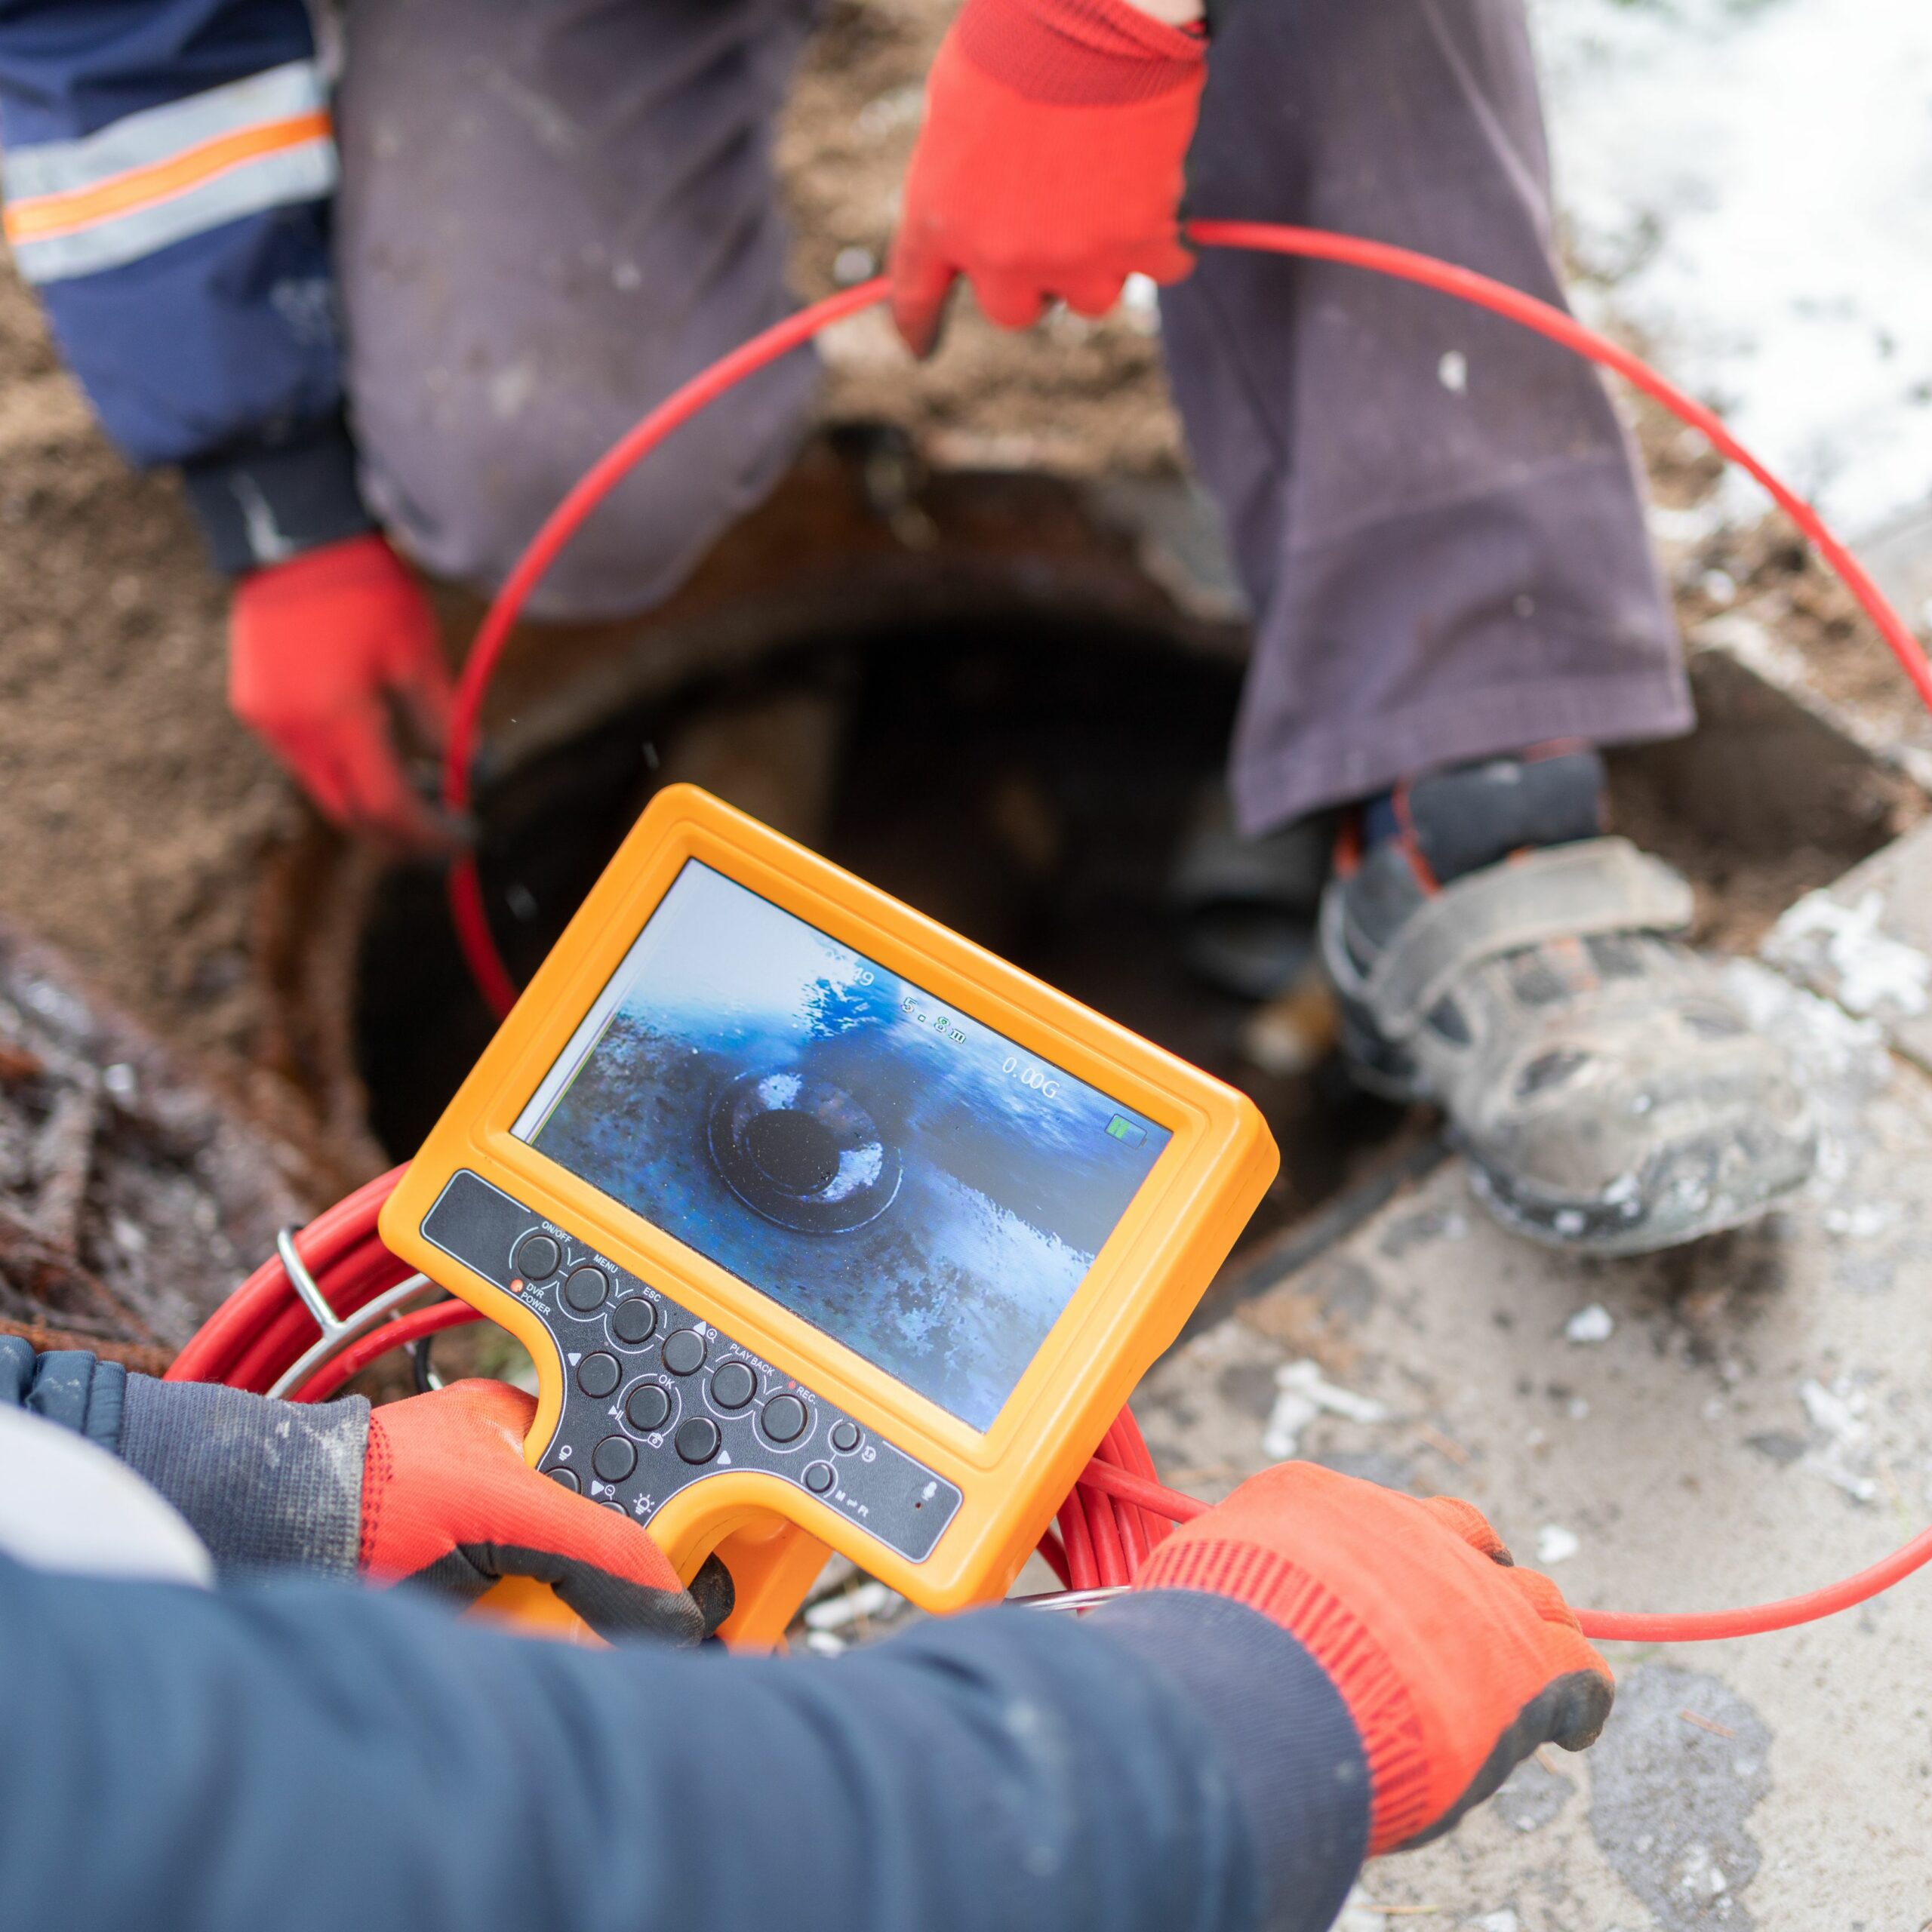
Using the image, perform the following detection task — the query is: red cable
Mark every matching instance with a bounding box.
[1105,1412,1171,1558]
[165,1167,406,1385]
[174,225,1932,1641]
[1081,1468,1131,1584]
[1081,1456,1208,1527]
[1185,222,1932,718]
[439,231,1932,1017]
[1057,1479,1101,1593]
[291,1300,481,1403]
[1571,1529,1932,1642]
[443,278,890,1020]
[174,1183,1932,1635]
[1035,1525,1072,1590]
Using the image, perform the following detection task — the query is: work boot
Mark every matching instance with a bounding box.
[1168,786,1330,1001]
[1320,751,1817,1254]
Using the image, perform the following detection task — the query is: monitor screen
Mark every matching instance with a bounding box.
[514,861,1172,1431]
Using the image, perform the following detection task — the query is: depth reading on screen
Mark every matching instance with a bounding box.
[513,862,1171,1431]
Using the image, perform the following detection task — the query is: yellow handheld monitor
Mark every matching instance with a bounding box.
[382,786,1276,1644]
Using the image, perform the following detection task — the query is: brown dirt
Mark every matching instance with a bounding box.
[1605,766,1879,956]
[0,269,318,1111]
[1692,518,1932,744]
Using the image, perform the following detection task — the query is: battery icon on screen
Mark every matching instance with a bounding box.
[1106,1115,1147,1147]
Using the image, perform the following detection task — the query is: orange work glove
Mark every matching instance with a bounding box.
[1136,1465,1614,1855]
[361,1381,721,1644]
[889,0,1206,355]
[229,532,456,854]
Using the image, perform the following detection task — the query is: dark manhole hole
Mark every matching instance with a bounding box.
[353,614,1402,1254]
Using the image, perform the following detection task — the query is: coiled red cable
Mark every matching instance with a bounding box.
[164,1165,1178,1586]
[174,221,1932,1640]
[166,1125,1932,1638]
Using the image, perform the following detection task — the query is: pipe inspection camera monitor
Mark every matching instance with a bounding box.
[383,786,1277,1645]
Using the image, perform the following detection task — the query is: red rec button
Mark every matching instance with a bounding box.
[760,1394,808,1444]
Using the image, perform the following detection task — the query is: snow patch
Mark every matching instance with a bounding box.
[1533,0,1932,537]
[1798,1374,1879,1504]
[1564,1302,1615,1344]
[1536,1524,1582,1565]
[1262,1358,1389,1459]
[1767,888,1932,1017]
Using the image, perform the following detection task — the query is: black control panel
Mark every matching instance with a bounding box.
[420,1171,963,1563]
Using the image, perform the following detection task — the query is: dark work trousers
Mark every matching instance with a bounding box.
[1164,0,1688,832]
[333,0,1690,828]
[333,0,826,620]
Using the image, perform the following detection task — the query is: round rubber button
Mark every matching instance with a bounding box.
[761,1393,808,1444]
[611,1297,657,1346]
[710,1361,756,1411]
[660,1328,706,1376]
[829,1420,862,1454]
[625,1383,672,1433]
[545,1464,580,1493]
[513,1232,561,1281]
[562,1264,611,1314]
[675,1417,721,1464]
[592,1435,637,1483]
[803,1461,835,1494]
[576,1352,620,1399]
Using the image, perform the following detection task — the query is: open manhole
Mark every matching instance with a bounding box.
[355,608,1404,1256]
[343,442,1412,1254]
[336,438,1915,1284]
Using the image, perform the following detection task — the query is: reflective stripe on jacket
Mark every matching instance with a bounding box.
[0,1,343,468]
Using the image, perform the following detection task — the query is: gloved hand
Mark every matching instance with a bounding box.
[890,0,1206,355]
[361,1380,725,1643]
[1135,1464,1614,1854]
[229,532,457,854]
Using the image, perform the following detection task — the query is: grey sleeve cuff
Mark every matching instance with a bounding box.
[118,1377,371,1580]
[1089,1591,1371,1932]
[180,415,376,575]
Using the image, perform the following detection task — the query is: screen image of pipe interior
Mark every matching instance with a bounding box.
[515,863,1171,1432]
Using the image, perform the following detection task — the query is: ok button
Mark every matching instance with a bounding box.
[625,1383,672,1433]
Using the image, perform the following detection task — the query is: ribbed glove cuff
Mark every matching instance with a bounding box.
[957,0,1204,105]
[1137,1536,1433,1854]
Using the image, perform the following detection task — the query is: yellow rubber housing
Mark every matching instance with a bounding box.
[382,785,1277,1642]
